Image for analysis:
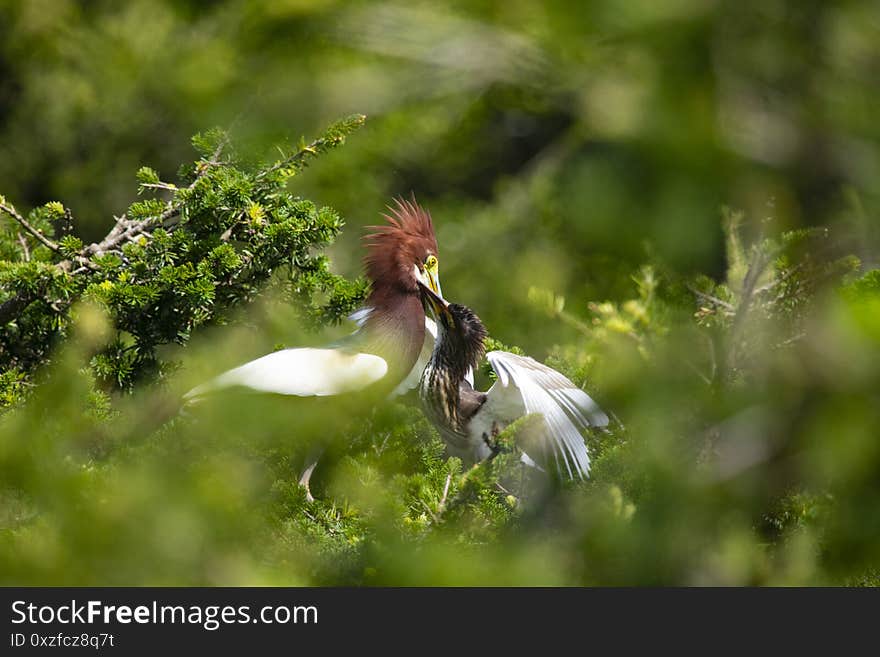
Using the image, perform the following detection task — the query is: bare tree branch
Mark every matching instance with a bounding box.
[139,182,178,192]
[17,233,30,262]
[0,200,60,253]
[727,246,772,372]
[686,284,736,313]
[0,129,274,328]
[83,135,230,259]
[438,473,452,512]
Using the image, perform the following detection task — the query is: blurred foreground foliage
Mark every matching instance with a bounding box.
[1,122,879,585]
[1,0,880,585]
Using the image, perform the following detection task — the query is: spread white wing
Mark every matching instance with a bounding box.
[184,347,389,399]
[185,310,440,401]
[474,351,608,479]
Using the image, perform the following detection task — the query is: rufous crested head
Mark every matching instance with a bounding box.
[363,196,439,295]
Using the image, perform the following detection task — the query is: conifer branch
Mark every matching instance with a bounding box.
[726,246,772,372]
[686,284,735,313]
[256,114,366,181]
[0,200,60,254]
[438,473,452,512]
[17,233,30,262]
[0,292,37,326]
[83,134,229,259]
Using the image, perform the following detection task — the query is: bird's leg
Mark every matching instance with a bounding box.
[483,422,513,459]
[482,426,499,459]
[297,446,324,503]
[484,439,501,461]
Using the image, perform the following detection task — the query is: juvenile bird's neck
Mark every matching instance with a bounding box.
[420,352,464,433]
[420,326,480,432]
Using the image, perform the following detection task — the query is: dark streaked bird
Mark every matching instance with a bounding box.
[418,284,608,479]
[185,197,444,498]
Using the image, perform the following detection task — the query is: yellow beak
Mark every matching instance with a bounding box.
[418,279,452,325]
[420,263,442,299]
[414,263,442,297]
[427,269,442,298]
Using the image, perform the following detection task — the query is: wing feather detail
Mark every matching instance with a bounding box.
[480,351,608,479]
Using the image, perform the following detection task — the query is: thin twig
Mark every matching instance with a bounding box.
[438,473,452,512]
[16,233,30,262]
[139,182,178,192]
[1,201,98,272]
[83,137,228,259]
[255,135,323,181]
[0,134,237,327]
[206,134,229,168]
[420,500,440,524]
[0,201,60,253]
[704,330,717,384]
[753,262,804,295]
[685,359,713,386]
[686,283,736,312]
[727,246,772,371]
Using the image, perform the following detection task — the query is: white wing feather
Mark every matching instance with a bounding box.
[347,307,373,328]
[185,347,388,399]
[476,351,608,479]
[186,311,441,401]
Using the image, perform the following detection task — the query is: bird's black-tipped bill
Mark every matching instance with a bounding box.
[418,280,452,326]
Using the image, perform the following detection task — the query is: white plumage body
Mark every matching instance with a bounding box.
[185,312,437,401]
[185,347,389,399]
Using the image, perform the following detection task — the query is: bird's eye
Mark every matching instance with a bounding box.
[425,255,438,270]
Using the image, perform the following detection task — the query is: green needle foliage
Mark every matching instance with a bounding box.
[0,115,367,400]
